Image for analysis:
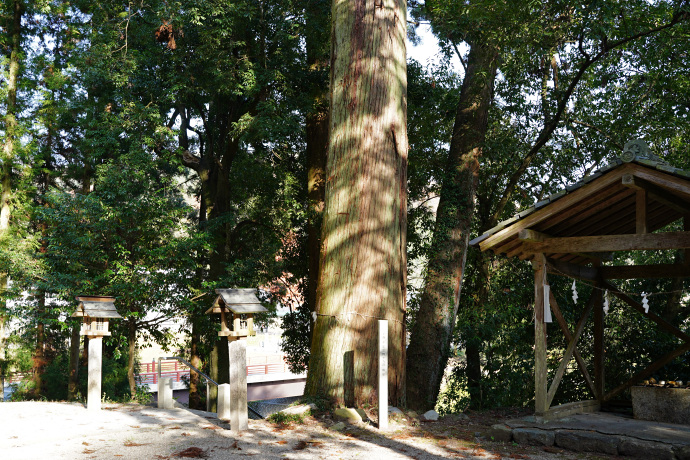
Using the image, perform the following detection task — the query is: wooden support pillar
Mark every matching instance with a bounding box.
[636,189,647,234]
[684,215,690,266]
[533,253,548,414]
[593,286,604,401]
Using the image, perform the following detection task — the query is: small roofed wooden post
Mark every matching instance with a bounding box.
[205,289,267,341]
[206,288,265,432]
[72,296,122,337]
[72,295,121,411]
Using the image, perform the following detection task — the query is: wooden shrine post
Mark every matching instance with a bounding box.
[593,285,605,401]
[533,253,548,414]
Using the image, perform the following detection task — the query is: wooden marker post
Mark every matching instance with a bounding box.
[379,320,388,430]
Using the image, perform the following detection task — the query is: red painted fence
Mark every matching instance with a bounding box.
[136,356,290,385]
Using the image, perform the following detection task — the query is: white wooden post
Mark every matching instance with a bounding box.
[229,339,248,431]
[378,320,388,430]
[217,383,231,421]
[87,337,102,410]
[157,377,174,409]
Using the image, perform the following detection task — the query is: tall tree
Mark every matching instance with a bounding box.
[0,0,23,401]
[406,0,690,410]
[305,0,409,406]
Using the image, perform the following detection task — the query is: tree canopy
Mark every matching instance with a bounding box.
[1,0,690,415]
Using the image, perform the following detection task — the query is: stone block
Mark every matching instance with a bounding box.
[388,406,404,416]
[334,408,363,422]
[488,424,513,443]
[555,429,619,455]
[632,386,690,425]
[619,437,675,460]
[281,403,316,416]
[421,410,439,421]
[512,427,554,446]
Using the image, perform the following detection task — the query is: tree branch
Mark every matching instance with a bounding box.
[488,11,688,228]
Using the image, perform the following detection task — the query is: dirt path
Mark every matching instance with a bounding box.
[0,402,616,459]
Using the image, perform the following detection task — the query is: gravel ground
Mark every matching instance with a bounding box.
[0,401,615,459]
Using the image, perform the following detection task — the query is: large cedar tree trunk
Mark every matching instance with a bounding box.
[0,0,22,401]
[405,42,498,411]
[305,0,408,407]
[305,0,330,324]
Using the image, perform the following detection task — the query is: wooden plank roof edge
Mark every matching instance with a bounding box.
[470,153,690,251]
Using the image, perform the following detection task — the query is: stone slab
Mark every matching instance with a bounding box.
[619,437,675,460]
[555,429,619,455]
[512,427,554,446]
[488,424,513,443]
[506,412,690,446]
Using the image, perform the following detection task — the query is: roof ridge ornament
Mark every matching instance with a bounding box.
[620,139,665,164]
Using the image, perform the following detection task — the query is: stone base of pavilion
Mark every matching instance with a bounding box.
[489,408,690,459]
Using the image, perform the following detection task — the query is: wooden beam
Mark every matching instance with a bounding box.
[629,165,690,201]
[602,280,690,343]
[623,173,690,215]
[600,263,690,279]
[533,254,548,414]
[603,342,690,402]
[546,257,598,281]
[548,290,597,398]
[519,230,611,261]
[479,164,639,252]
[524,231,690,254]
[636,189,648,234]
[546,290,596,407]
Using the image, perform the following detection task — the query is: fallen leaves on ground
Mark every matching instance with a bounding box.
[173,447,208,458]
[124,440,148,447]
[231,441,241,450]
[294,440,308,450]
[82,449,95,454]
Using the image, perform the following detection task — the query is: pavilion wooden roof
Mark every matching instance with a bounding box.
[470,143,690,271]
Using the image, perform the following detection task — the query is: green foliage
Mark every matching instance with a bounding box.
[280,303,311,374]
[267,411,305,425]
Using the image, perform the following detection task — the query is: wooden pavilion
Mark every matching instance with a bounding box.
[469,139,690,419]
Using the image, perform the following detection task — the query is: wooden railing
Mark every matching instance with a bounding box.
[136,356,290,385]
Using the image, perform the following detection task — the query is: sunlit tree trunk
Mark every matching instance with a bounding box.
[305,0,330,330]
[0,0,23,401]
[305,0,408,407]
[127,321,137,398]
[405,42,498,411]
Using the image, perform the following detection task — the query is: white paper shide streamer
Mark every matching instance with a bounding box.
[544,285,552,323]
[642,292,649,314]
[572,280,578,304]
[603,290,609,315]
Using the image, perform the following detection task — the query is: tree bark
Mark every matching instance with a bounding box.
[188,314,203,410]
[0,0,22,402]
[127,321,137,398]
[305,0,408,407]
[305,0,330,328]
[68,324,81,400]
[31,292,46,396]
[405,42,498,411]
